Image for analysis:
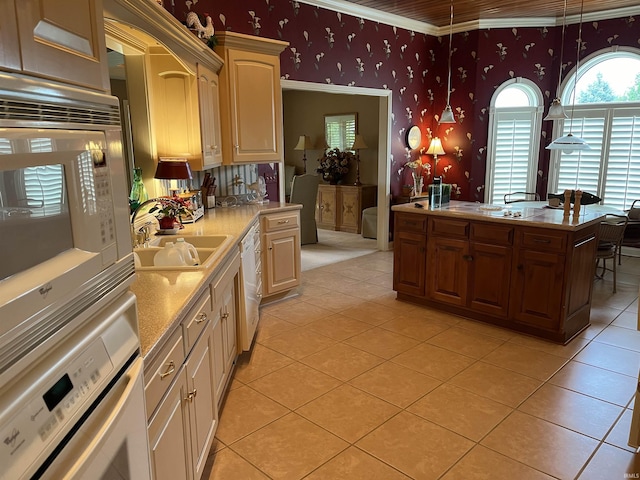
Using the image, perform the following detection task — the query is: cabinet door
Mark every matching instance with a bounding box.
[185,328,218,480]
[148,369,191,480]
[339,187,362,233]
[468,243,512,317]
[263,229,301,295]
[15,0,109,91]
[197,63,223,169]
[149,52,199,162]
[317,186,337,229]
[224,49,282,163]
[211,313,226,407]
[0,3,20,70]
[427,237,469,306]
[510,249,565,331]
[220,278,237,374]
[393,230,427,297]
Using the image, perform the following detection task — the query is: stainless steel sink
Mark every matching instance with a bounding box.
[133,234,233,271]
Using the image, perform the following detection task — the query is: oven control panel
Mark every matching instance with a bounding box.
[0,339,113,480]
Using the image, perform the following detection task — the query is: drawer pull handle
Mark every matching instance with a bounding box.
[533,239,551,244]
[277,219,290,224]
[196,312,208,324]
[185,389,197,402]
[463,255,474,262]
[222,312,229,319]
[160,361,175,379]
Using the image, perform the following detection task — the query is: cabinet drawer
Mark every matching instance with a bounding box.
[144,328,185,419]
[519,229,567,252]
[262,212,299,232]
[430,218,469,238]
[395,213,427,233]
[471,222,513,245]
[182,291,212,353]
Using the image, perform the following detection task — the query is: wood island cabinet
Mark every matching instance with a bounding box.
[393,213,428,297]
[1,0,109,91]
[317,184,377,234]
[393,203,601,343]
[214,32,288,164]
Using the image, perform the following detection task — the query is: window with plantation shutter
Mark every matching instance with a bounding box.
[486,79,543,204]
[325,114,356,152]
[553,112,605,197]
[604,111,640,209]
[548,49,640,211]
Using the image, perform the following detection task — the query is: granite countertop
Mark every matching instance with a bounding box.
[392,200,606,230]
[132,202,302,364]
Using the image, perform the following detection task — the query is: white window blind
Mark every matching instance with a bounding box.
[325,116,356,151]
[490,110,535,204]
[554,107,640,210]
[23,138,64,209]
[603,111,640,209]
[556,114,605,196]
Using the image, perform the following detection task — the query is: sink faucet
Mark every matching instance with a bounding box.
[130,197,181,247]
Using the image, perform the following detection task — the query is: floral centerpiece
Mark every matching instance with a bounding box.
[404,160,428,196]
[316,148,354,184]
[149,196,191,230]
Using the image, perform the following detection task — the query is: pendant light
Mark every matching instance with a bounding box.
[547,0,590,153]
[544,0,569,121]
[439,0,456,124]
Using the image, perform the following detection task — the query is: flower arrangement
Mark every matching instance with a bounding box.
[404,160,429,196]
[149,196,190,229]
[316,148,354,184]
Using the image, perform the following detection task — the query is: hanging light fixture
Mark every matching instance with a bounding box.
[546,0,590,153]
[544,0,569,121]
[439,0,456,124]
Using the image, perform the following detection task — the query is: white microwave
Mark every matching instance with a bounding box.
[0,74,135,383]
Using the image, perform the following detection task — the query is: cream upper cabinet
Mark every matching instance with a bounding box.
[1,0,109,91]
[148,47,224,172]
[196,63,223,168]
[214,32,288,165]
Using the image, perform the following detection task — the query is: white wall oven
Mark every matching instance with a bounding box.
[0,73,150,479]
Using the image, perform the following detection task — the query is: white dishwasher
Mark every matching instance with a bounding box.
[239,221,261,351]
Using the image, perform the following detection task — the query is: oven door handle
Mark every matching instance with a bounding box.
[47,357,152,480]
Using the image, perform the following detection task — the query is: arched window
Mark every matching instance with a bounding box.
[485,78,544,204]
[548,48,640,210]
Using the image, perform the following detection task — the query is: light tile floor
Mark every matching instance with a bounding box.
[204,244,640,479]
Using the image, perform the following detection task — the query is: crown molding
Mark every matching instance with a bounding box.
[300,0,640,36]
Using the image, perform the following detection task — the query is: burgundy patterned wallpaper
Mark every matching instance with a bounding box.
[165,1,639,202]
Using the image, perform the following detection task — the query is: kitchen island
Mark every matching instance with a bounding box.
[391,200,605,343]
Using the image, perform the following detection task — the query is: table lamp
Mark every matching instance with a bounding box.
[155,158,192,196]
[351,134,368,186]
[294,135,313,173]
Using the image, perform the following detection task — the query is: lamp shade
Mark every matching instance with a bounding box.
[545,133,591,153]
[154,158,192,179]
[294,135,313,150]
[426,137,445,156]
[439,105,456,124]
[543,98,569,121]
[351,134,368,150]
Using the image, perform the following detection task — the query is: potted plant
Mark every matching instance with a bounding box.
[149,196,190,230]
[316,147,354,184]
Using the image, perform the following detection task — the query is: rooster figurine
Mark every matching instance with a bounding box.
[186,11,214,39]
